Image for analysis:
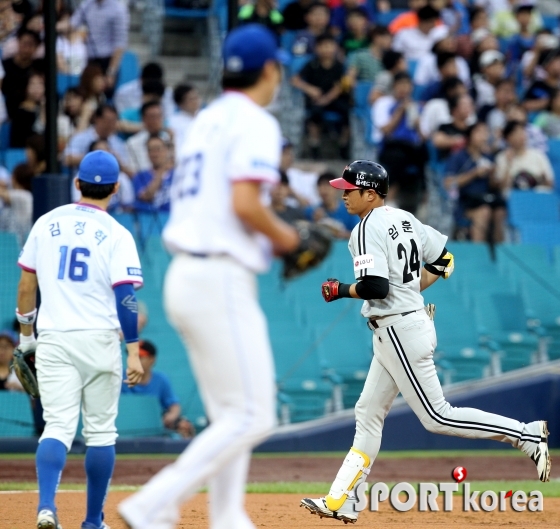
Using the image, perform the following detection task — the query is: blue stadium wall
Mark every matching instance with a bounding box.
[257,369,560,452]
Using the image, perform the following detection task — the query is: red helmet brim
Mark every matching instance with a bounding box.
[329,177,360,190]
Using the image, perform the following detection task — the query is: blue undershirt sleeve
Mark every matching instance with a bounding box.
[113,283,139,344]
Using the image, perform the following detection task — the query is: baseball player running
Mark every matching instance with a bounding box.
[118,24,299,529]
[301,160,550,524]
[16,151,144,529]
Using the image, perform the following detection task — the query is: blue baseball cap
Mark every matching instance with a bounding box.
[223,24,289,74]
[78,150,119,185]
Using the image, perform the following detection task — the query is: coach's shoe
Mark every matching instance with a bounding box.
[300,497,358,524]
[37,509,62,529]
[531,421,551,482]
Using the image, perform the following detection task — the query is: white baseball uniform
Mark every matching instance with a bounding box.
[119,91,281,529]
[18,203,143,449]
[324,206,544,515]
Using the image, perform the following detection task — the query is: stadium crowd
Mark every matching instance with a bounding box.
[0,0,558,245]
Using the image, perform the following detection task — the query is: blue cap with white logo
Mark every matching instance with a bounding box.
[223,24,289,74]
[78,150,120,185]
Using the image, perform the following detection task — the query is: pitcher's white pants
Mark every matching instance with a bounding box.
[36,330,122,450]
[353,309,542,463]
[119,255,276,529]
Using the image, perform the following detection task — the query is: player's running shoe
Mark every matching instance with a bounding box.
[300,497,358,524]
[531,420,551,482]
[80,523,110,529]
[36,509,62,529]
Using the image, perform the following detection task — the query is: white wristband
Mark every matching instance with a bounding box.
[20,333,36,343]
[16,308,37,325]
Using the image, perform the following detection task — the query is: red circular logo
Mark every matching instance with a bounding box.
[452,466,467,483]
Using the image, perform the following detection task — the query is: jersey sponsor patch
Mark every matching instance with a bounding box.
[354,254,374,271]
[127,267,143,277]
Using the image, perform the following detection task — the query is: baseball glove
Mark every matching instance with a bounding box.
[425,303,436,321]
[11,346,39,398]
[282,221,332,279]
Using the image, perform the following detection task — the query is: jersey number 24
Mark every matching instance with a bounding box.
[397,239,420,284]
[58,246,90,282]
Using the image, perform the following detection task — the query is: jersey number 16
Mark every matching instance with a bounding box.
[58,246,90,282]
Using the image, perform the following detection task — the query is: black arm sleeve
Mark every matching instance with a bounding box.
[355,275,389,300]
[424,247,450,276]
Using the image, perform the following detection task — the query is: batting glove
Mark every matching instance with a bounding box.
[322,278,341,303]
[443,252,454,279]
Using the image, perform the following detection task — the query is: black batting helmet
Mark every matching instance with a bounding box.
[329,160,389,197]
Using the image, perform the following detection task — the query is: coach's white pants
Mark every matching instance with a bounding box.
[119,254,276,529]
[36,330,122,450]
[353,309,542,465]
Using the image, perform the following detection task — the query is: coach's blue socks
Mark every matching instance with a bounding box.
[84,445,116,528]
[36,438,67,512]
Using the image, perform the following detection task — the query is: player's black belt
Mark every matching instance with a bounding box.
[368,310,416,330]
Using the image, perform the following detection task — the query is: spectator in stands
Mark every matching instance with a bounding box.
[115,62,175,121]
[279,138,320,206]
[271,173,308,222]
[444,122,506,242]
[534,88,560,138]
[520,30,558,86]
[169,84,201,152]
[414,34,471,88]
[56,10,87,76]
[0,0,18,52]
[58,87,85,151]
[341,8,370,55]
[330,0,375,37]
[75,63,107,132]
[506,103,548,151]
[2,28,43,120]
[392,5,449,61]
[25,134,45,175]
[64,0,130,96]
[292,2,330,56]
[309,172,359,236]
[419,51,460,101]
[0,330,23,391]
[118,80,166,138]
[369,49,407,102]
[133,134,174,213]
[346,25,391,85]
[10,72,44,148]
[388,0,428,34]
[374,72,427,212]
[2,11,45,59]
[473,50,506,109]
[432,93,473,160]
[64,104,131,170]
[495,119,554,195]
[469,27,500,76]
[481,78,517,150]
[432,0,469,35]
[238,0,284,39]
[456,6,489,59]
[0,162,34,243]
[420,76,470,138]
[282,0,315,30]
[292,34,350,159]
[491,0,542,39]
[127,101,172,174]
[71,139,134,212]
[523,48,560,112]
[506,3,537,63]
[121,340,195,439]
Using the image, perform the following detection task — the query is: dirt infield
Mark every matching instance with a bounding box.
[0,453,546,483]
[2,492,559,529]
